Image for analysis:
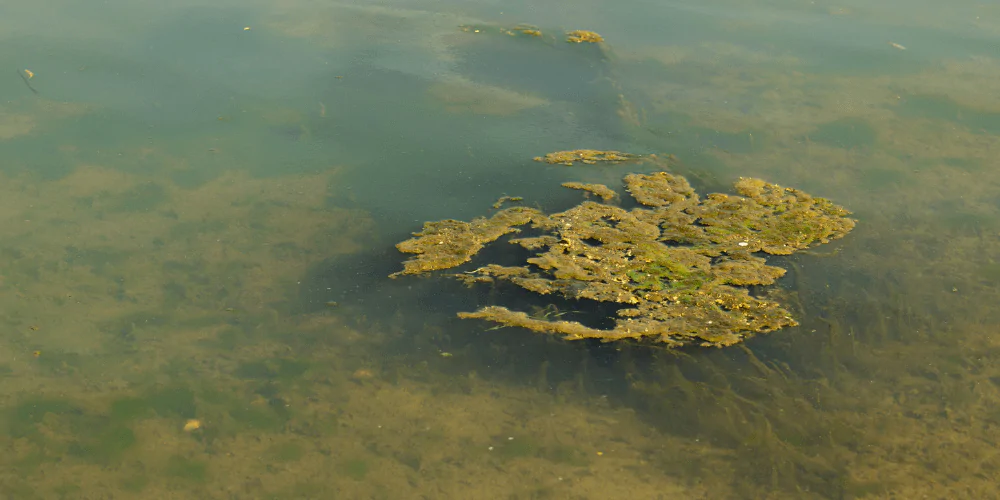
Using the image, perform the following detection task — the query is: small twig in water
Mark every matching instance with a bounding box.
[17,69,38,95]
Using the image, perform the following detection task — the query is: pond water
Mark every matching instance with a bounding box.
[1,0,999,498]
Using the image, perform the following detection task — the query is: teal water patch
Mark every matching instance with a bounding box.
[897,94,1000,135]
[805,117,878,150]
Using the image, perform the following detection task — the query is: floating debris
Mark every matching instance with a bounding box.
[566,30,604,43]
[464,23,546,39]
[888,42,906,50]
[17,69,38,95]
[183,419,202,432]
[459,24,486,34]
[392,163,855,347]
[533,149,640,166]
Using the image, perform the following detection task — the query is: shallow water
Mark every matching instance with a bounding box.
[2,0,1000,498]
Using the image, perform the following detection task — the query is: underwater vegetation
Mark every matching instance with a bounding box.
[391,155,856,347]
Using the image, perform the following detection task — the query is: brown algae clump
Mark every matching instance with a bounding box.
[534,149,639,166]
[389,207,544,277]
[566,30,604,43]
[492,195,524,209]
[561,182,618,201]
[391,169,855,347]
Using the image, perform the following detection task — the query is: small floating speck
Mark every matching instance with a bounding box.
[888,42,906,50]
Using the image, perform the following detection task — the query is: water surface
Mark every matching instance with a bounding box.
[1,0,999,498]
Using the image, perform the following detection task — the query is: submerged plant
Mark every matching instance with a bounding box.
[390,163,855,347]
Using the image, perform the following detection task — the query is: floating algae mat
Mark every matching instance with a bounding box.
[533,149,640,166]
[390,159,855,347]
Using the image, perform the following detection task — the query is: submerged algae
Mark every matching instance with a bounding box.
[392,166,854,347]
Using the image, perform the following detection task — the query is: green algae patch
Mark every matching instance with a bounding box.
[392,162,855,347]
[147,386,197,419]
[4,397,141,467]
[267,441,304,462]
[807,117,878,150]
[102,181,169,212]
[494,436,538,460]
[166,455,208,482]
[542,444,591,466]
[235,358,309,381]
[7,399,82,440]
[229,406,285,431]
[339,458,369,480]
[67,425,137,464]
[120,475,149,493]
[110,397,152,422]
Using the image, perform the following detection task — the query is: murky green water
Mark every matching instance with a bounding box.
[2,0,1000,498]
